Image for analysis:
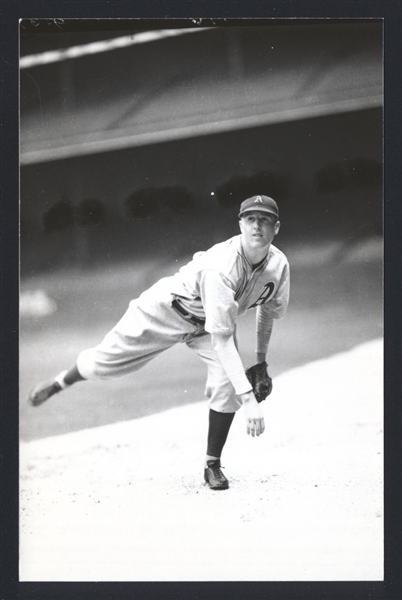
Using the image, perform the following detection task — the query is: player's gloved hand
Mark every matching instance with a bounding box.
[239,391,265,437]
[245,361,273,403]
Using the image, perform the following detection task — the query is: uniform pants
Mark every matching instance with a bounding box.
[76,282,242,413]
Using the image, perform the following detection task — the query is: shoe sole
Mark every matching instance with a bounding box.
[28,395,49,407]
[27,382,62,407]
[204,477,229,490]
[205,482,229,490]
[28,393,50,407]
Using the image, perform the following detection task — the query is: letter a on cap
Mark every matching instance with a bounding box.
[255,195,263,203]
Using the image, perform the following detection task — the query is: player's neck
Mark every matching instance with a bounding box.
[242,240,270,267]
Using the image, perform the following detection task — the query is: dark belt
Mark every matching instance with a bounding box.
[171,299,205,325]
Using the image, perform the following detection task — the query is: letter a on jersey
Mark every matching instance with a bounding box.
[248,282,275,309]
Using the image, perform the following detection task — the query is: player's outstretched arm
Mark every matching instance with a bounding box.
[211,332,265,437]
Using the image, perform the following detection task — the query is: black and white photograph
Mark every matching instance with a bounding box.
[17,15,386,584]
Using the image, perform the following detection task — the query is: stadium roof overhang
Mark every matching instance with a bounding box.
[20,22,382,165]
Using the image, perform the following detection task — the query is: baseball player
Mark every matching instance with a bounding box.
[28,195,290,490]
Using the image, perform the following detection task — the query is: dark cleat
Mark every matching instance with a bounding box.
[28,380,63,407]
[204,459,229,490]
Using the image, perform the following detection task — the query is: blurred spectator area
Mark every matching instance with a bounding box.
[20,21,381,163]
[19,20,383,274]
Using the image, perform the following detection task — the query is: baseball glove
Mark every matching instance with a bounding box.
[245,361,273,403]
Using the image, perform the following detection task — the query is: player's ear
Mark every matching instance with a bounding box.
[239,218,244,234]
[274,220,281,235]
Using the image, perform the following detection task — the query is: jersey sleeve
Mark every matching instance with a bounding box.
[199,269,239,335]
[258,260,290,321]
[255,311,274,356]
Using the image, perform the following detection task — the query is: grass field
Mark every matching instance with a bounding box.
[19,239,383,441]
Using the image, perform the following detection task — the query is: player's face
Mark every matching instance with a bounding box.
[239,211,280,250]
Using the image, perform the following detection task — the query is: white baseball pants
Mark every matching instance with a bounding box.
[76,281,242,413]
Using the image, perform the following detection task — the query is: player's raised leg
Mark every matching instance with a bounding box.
[27,287,196,408]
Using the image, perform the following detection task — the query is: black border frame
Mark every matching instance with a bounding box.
[2,2,401,599]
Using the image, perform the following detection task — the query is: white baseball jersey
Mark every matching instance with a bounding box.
[165,234,290,336]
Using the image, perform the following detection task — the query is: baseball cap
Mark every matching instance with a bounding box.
[238,195,279,218]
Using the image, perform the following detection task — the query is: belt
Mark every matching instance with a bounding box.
[171,299,205,325]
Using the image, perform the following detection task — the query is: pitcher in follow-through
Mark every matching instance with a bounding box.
[28,194,290,490]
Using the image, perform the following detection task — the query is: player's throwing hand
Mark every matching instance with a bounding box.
[240,391,266,437]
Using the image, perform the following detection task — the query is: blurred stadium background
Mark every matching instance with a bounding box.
[19,19,383,441]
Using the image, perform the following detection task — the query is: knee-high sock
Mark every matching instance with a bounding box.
[63,364,86,386]
[207,409,235,458]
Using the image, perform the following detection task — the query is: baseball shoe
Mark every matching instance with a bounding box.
[204,459,229,490]
[28,379,63,407]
